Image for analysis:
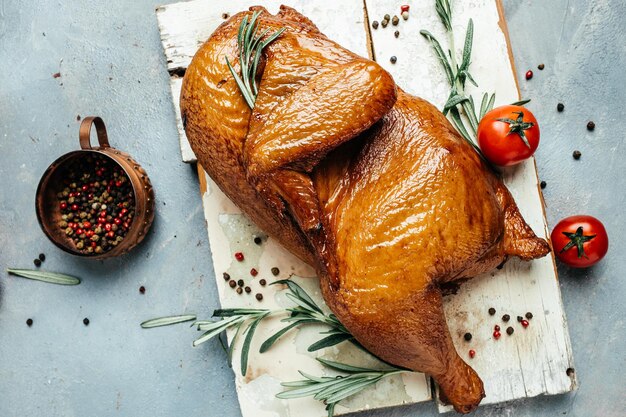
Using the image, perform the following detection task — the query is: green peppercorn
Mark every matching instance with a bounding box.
[391,15,399,25]
[381,19,388,28]
[372,20,379,29]
[236,287,243,294]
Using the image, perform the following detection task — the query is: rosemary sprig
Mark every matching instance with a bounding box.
[420,1,530,157]
[277,358,405,417]
[6,268,81,285]
[225,11,285,109]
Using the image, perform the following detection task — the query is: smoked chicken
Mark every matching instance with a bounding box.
[180,6,550,413]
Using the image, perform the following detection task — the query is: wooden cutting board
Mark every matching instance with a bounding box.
[156,0,577,414]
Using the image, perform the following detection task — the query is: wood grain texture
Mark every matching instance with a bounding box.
[157,0,576,414]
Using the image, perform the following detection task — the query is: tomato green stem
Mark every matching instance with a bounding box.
[496,111,534,148]
[560,226,596,259]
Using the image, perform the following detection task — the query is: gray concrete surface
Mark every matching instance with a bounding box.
[0,0,623,416]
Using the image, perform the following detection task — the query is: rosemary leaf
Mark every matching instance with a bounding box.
[420,30,455,86]
[487,93,496,112]
[193,316,245,346]
[259,321,302,353]
[307,332,354,352]
[197,315,244,331]
[241,312,270,376]
[273,279,322,313]
[512,98,531,106]
[449,108,474,144]
[141,314,197,328]
[6,268,81,285]
[479,92,489,119]
[460,19,474,73]
[228,321,245,366]
[443,94,469,114]
[225,57,255,108]
[324,376,384,404]
[213,308,269,317]
[317,358,394,373]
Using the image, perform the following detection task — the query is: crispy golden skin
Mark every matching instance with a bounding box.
[181,6,549,413]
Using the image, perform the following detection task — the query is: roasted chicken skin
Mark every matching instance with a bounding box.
[181,6,550,413]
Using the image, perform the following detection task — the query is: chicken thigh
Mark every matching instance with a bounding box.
[180,6,550,413]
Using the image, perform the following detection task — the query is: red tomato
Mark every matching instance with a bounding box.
[477,105,540,166]
[551,215,608,268]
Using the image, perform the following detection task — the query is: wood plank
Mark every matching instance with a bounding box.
[364,0,576,411]
[157,0,576,414]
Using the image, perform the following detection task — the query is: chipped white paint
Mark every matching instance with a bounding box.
[157,0,576,414]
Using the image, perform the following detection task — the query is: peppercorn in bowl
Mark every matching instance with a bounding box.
[36,117,155,259]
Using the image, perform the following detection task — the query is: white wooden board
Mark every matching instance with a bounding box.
[156,0,577,414]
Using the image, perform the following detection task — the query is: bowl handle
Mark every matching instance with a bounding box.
[79,116,110,150]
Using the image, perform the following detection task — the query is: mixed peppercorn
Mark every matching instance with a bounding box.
[55,154,135,255]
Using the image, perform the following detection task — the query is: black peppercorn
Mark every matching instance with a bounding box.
[244,286,251,293]
[573,150,581,160]
[540,181,547,189]
[525,312,533,320]
[83,318,90,326]
[464,332,472,341]
[517,316,523,322]
[26,318,33,327]
[223,272,231,281]
[139,286,146,294]
[255,293,263,301]
[557,103,564,112]
[229,280,237,288]
[271,267,280,276]
[254,236,262,245]
[38,253,46,262]
[221,13,229,19]
[502,314,510,322]
[33,259,42,267]
[586,121,595,131]
[390,56,397,64]
[259,279,267,286]
[237,279,244,287]
[538,63,545,70]
[488,307,496,316]
[372,21,379,29]
[506,326,514,335]
[394,30,399,38]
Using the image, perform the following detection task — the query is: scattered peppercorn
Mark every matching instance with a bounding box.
[255,293,263,301]
[493,330,501,339]
[381,19,388,28]
[494,324,501,332]
[401,11,409,20]
[372,20,379,29]
[250,268,258,277]
[83,318,90,326]
[390,56,397,64]
[223,272,230,281]
[566,368,575,377]
[229,280,236,288]
[221,13,229,19]
[525,70,533,80]
[469,349,475,358]
[236,287,243,294]
[259,279,267,286]
[139,286,146,294]
[464,332,472,341]
[271,267,280,276]
[517,316,523,322]
[237,279,244,287]
[502,314,510,322]
[26,318,33,327]
[253,236,262,245]
[540,181,547,189]
[557,103,564,112]
[383,14,390,21]
[538,63,545,70]
[392,15,399,26]
[38,253,46,262]
[586,121,595,131]
[234,252,244,261]
[521,319,530,328]
[488,307,496,316]
[525,312,533,320]
[506,326,514,335]
[394,30,399,38]
[33,258,42,267]
[401,5,410,12]
[573,150,581,160]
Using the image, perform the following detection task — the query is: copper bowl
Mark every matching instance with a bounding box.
[36,117,155,259]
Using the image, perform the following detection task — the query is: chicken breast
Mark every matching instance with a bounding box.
[180,6,550,413]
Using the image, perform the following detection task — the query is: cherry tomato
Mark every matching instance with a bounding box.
[551,215,608,268]
[477,105,540,166]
